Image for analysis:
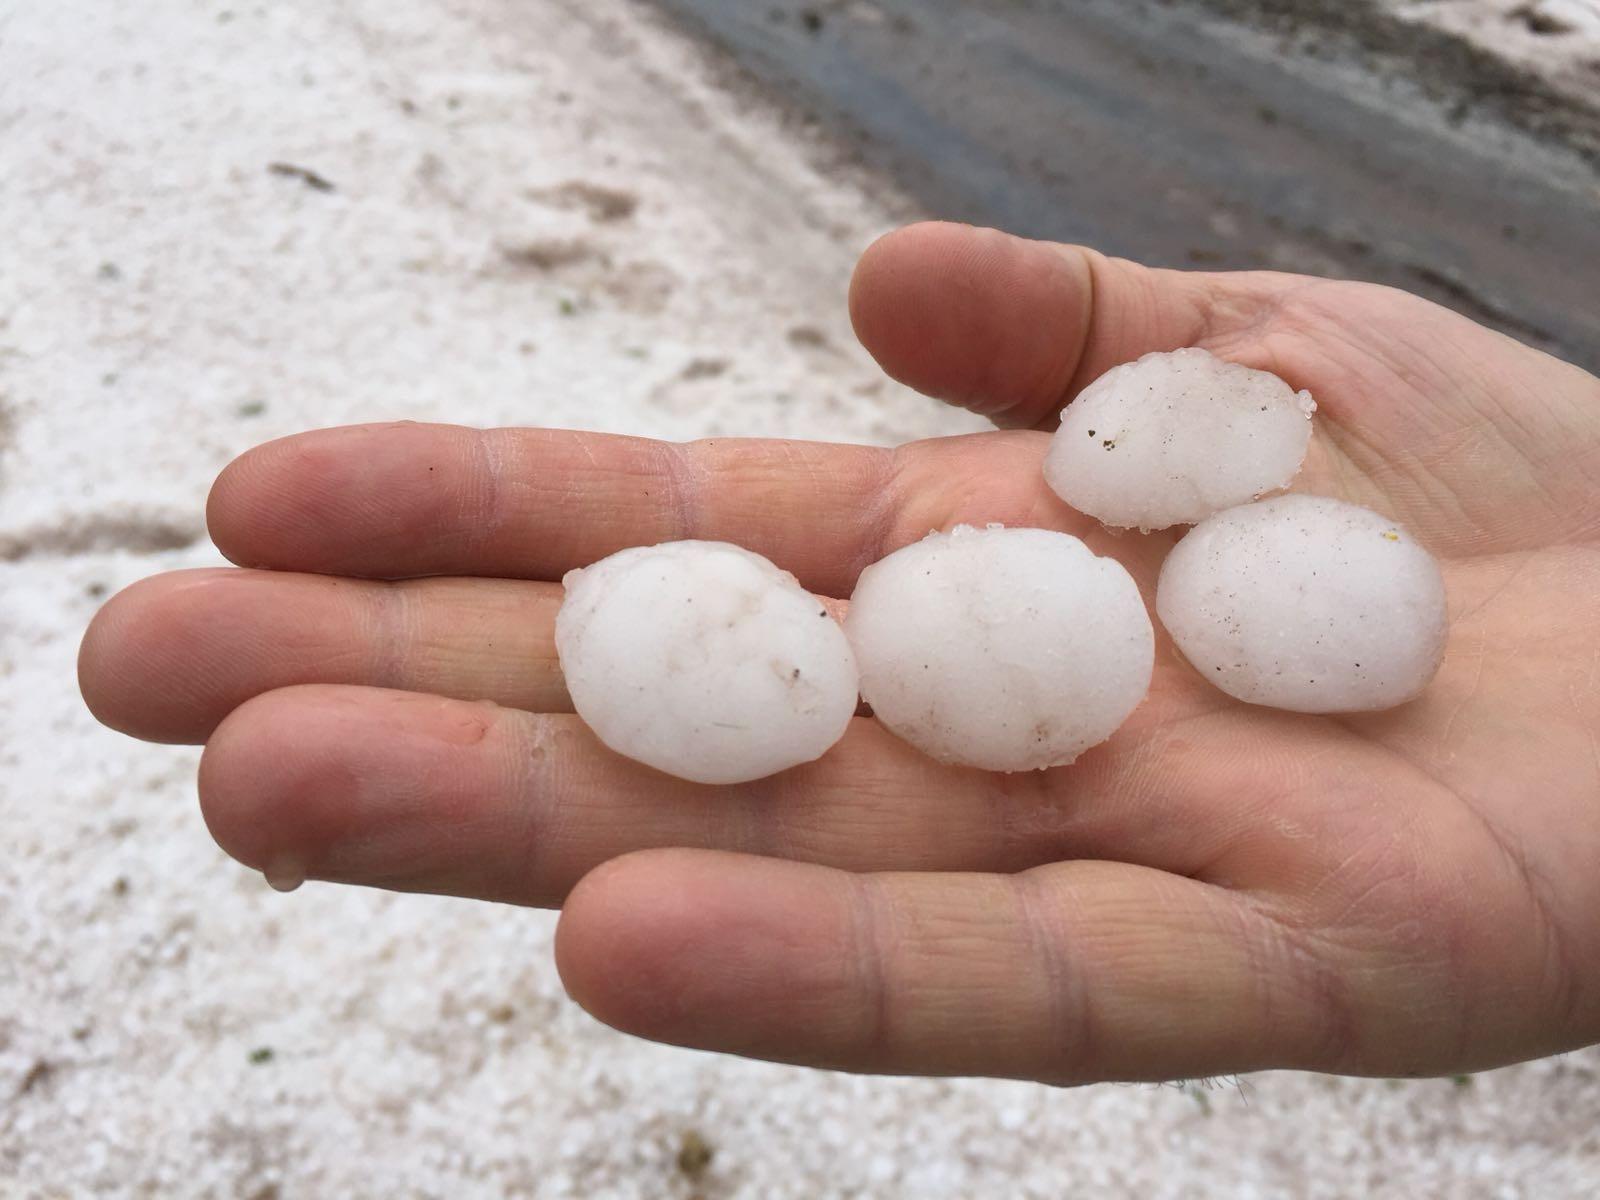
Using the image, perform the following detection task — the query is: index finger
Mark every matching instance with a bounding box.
[206,424,1083,594]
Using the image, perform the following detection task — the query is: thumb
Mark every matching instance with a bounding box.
[555,848,1344,1083]
[849,221,1282,429]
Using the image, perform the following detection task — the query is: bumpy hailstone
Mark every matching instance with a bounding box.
[845,525,1154,772]
[1157,495,1449,713]
[1044,347,1317,530]
[556,541,859,785]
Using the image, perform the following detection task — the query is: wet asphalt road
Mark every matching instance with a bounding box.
[653,0,1600,372]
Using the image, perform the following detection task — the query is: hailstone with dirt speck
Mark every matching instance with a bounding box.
[556,541,859,785]
[845,525,1154,772]
[1044,347,1317,530]
[1157,495,1449,713]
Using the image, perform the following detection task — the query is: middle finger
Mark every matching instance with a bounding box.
[80,568,571,744]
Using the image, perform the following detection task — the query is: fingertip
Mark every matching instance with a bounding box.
[850,222,1095,426]
[555,850,861,1055]
[78,569,237,743]
[78,581,134,734]
[197,686,366,876]
[204,449,254,568]
[207,428,347,571]
[207,423,444,574]
[555,849,717,1041]
[195,695,271,872]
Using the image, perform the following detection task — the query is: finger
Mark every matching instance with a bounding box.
[196,684,1255,903]
[207,424,1092,593]
[79,568,570,744]
[556,849,1346,1082]
[849,221,1285,429]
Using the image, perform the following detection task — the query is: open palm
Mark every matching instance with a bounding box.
[80,222,1600,1083]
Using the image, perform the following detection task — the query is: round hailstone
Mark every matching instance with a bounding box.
[845,525,1154,772]
[1043,347,1317,530]
[1157,495,1449,713]
[556,541,859,785]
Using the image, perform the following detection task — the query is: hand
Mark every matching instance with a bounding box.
[79,222,1600,1084]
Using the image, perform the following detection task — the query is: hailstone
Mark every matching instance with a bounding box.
[1044,347,1316,530]
[1156,495,1449,713]
[845,525,1154,772]
[556,541,859,785]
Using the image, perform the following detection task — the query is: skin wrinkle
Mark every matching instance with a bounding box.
[364,580,413,694]
[1463,405,1572,526]
[1034,869,1109,1084]
[660,440,704,547]
[1434,635,1489,753]
[1011,869,1082,1083]
[848,873,894,1069]
[1261,311,1397,419]
[1230,789,1370,895]
[1427,765,1587,1042]
[1196,275,1307,362]
[996,707,1244,879]
[1004,752,1137,867]
[1235,890,1365,1074]
[501,712,557,903]
[1214,892,1300,1066]
[1480,357,1584,452]
[860,443,910,576]
[1407,424,1509,507]
[1271,306,1589,555]
[789,759,918,868]
[769,436,837,510]
[1276,283,1453,396]
[886,435,1069,547]
[1061,242,1099,409]
[1180,792,1309,893]
[1386,323,1471,402]
[984,767,1054,870]
[730,772,798,865]
[1314,415,1494,551]
[1328,737,1582,1051]
[1449,535,1553,619]
[465,427,510,561]
[1310,807,1434,944]
[1058,253,1149,405]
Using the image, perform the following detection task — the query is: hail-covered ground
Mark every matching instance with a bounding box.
[2,1,1597,1197]
[1397,0,1600,96]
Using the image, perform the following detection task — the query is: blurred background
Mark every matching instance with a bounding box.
[2,1,1597,1196]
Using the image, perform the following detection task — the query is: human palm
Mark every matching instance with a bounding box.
[80,223,1600,1083]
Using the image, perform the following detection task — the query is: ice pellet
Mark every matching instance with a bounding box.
[1044,347,1316,530]
[1157,495,1449,713]
[845,525,1154,771]
[556,541,860,784]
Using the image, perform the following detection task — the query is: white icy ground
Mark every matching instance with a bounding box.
[2,1,1597,1197]
[1395,0,1600,94]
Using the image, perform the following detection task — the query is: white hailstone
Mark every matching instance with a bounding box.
[1157,495,1449,713]
[1044,347,1317,530]
[845,525,1154,772]
[556,541,859,785]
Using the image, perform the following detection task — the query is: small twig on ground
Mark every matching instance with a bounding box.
[267,162,336,193]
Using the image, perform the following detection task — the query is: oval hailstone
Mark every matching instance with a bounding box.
[1157,495,1449,713]
[846,526,1154,772]
[556,541,859,785]
[1044,347,1316,530]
